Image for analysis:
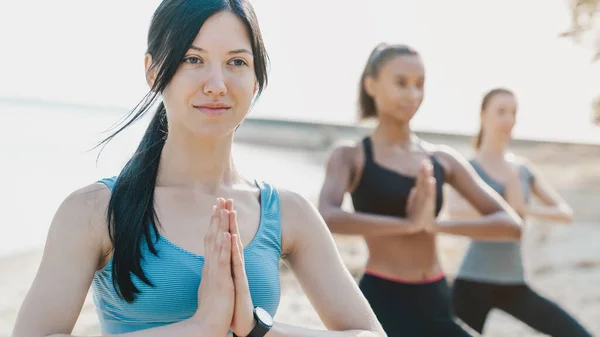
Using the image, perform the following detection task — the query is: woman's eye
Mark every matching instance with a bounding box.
[229,59,248,67]
[184,56,202,64]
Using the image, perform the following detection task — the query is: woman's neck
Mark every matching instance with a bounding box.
[156,129,244,193]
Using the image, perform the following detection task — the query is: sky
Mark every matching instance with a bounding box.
[1,0,599,143]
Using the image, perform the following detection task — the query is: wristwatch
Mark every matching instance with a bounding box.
[234,306,273,337]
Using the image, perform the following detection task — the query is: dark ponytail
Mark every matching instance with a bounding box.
[474,88,514,150]
[103,103,166,302]
[358,43,419,120]
[94,0,270,303]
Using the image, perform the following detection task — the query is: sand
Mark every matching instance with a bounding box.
[2,220,598,337]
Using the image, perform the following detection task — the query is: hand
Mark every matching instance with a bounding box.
[406,160,437,233]
[192,199,234,335]
[225,201,257,337]
[423,167,438,233]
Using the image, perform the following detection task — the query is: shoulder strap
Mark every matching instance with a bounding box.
[362,137,374,163]
[97,176,118,192]
[253,180,282,254]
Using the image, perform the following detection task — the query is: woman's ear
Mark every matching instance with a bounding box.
[144,53,157,89]
[364,76,376,98]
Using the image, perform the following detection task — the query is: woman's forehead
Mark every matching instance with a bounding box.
[189,11,253,54]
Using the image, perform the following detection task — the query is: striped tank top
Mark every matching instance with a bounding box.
[92,176,282,334]
[455,160,535,284]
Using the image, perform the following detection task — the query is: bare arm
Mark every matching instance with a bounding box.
[443,186,480,219]
[524,160,573,223]
[444,165,526,218]
[271,190,385,337]
[11,184,216,337]
[435,146,523,240]
[318,145,418,236]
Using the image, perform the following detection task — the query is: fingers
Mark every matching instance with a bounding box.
[415,161,426,192]
[230,209,240,237]
[225,199,234,211]
[428,176,437,199]
[204,205,220,254]
[231,234,244,269]
[213,212,225,255]
[231,233,249,288]
[218,198,226,209]
[219,232,232,273]
[230,211,244,266]
[420,159,433,182]
[206,198,227,254]
[219,198,234,233]
[219,208,230,235]
[205,197,235,259]
[418,159,434,197]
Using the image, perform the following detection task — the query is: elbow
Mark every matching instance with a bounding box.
[507,222,523,240]
[318,205,340,232]
[494,211,523,240]
[560,213,573,224]
[507,214,523,240]
[560,205,574,224]
[318,205,333,224]
[494,222,522,241]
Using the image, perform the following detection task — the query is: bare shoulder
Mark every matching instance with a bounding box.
[325,139,366,193]
[276,187,326,255]
[506,153,533,168]
[426,142,468,175]
[327,139,362,165]
[278,187,316,216]
[59,182,111,226]
[50,182,112,260]
[429,142,464,161]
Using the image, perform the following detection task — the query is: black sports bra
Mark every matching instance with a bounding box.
[350,137,445,218]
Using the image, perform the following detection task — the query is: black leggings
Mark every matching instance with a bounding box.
[452,279,592,336]
[359,273,474,337]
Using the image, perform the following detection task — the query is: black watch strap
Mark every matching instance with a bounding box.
[232,320,270,337]
[233,307,272,337]
[246,320,270,337]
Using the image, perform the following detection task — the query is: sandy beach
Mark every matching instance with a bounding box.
[2,224,599,336]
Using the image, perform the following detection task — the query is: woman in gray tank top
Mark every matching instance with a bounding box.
[445,88,592,336]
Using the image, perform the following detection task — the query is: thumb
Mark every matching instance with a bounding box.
[231,233,248,286]
[427,177,436,199]
[407,187,416,210]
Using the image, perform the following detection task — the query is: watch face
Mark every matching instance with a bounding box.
[255,307,273,327]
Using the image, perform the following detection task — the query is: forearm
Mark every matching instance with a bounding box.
[45,319,217,337]
[267,322,384,337]
[320,206,417,236]
[435,211,522,241]
[526,205,573,223]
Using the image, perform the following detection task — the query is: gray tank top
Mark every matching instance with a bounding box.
[455,159,535,284]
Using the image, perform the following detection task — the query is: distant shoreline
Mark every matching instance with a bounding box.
[3,95,599,147]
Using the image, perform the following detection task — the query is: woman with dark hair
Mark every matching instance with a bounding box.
[446,88,592,336]
[11,1,386,337]
[317,43,524,336]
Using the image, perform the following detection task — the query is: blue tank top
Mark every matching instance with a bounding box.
[92,176,282,334]
[455,160,535,284]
